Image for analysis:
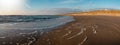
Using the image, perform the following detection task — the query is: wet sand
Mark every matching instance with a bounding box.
[33,15,120,45]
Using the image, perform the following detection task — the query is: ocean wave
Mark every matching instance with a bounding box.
[0,15,61,22]
[0,15,75,45]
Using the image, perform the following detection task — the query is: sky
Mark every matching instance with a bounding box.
[28,0,120,10]
[0,0,120,15]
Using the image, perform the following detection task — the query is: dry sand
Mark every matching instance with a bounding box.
[63,9,120,16]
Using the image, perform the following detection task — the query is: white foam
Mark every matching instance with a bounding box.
[0,37,6,38]
[67,28,86,39]
[78,36,88,45]
[62,31,72,37]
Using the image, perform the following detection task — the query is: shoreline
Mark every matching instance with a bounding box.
[0,15,75,45]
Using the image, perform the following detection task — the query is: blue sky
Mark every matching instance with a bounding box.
[28,0,120,10]
[0,0,120,15]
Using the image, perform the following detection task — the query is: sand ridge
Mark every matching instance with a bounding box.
[63,9,120,16]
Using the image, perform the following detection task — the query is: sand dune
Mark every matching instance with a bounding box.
[63,9,120,16]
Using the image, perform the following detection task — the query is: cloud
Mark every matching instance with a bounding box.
[0,8,81,15]
[60,0,83,4]
[25,8,81,15]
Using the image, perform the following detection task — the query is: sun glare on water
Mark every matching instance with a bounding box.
[0,0,27,15]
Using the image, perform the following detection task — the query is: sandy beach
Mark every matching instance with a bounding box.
[33,15,120,45]
[33,10,120,45]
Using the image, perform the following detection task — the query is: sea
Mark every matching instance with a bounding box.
[0,15,74,45]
